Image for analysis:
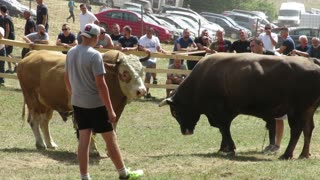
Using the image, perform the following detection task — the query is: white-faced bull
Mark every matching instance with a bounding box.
[17,50,149,151]
[160,53,320,159]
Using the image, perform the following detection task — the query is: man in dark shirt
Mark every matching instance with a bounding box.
[0,5,15,73]
[118,25,138,51]
[22,10,36,59]
[24,10,36,35]
[293,37,320,58]
[36,0,49,32]
[250,37,283,154]
[111,23,122,42]
[231,29,251,53]
[56,23,77,54]
[277,27,295,55]
[192,29,214,70]
[172,28,197,66]
[209,29,232,52]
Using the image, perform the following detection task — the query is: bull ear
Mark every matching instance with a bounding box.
[139,51,151,62]
[159,97,174,107]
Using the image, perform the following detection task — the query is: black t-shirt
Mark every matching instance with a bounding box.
[282,36,295,55]
[296,45,310,52]
[36,4,49,26]
[263,50,276,55]
[111,34,122,41]
[231,40,251,53]
[0,16,4,29]
[118,35,138,48]
[3,15,15,40]
[25,18,37,35]
[58,32,76,54]
[58,32,76,44]
[194,37,206,56]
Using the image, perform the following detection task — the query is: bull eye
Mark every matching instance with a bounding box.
[119,71,132,83]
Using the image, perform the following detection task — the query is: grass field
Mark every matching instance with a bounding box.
[3,0,320,179]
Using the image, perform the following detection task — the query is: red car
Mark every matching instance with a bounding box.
[95,9,172,42]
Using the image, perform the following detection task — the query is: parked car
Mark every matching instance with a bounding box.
[0,0,36,18]
[95,9,172,42]
[230,9,277,28]
[164,11,222,37]
[153,14,197,39]
[272,27,320,48]
[122,1,152,13]
[201,14,252,39]
[145,13,182,40]
[200,12,252,37]
[225,12,263,35]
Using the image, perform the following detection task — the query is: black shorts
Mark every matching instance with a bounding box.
[73,105,113,133]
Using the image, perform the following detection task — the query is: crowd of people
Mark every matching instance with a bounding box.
[1,1,320,178]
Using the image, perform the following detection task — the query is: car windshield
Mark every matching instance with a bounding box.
[279,10,300,16]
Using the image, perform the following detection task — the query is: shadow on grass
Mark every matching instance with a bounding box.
[0,147,104,165]
[134,97,164,104]
[148,150,273,162]
[0,86,21,92]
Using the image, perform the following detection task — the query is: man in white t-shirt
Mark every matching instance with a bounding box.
[0,27,5,86]
[138,27,166,99]
[77,3,99,44]
[258,23,278,51]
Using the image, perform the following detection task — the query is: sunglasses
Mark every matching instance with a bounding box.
[100,32,106,34]
[62,28,68,31]
[265,27,271,30]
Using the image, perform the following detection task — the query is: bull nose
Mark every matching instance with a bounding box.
[137,88,146,97]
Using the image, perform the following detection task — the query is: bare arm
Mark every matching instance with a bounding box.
[42,15,47,26]
[106,36,114,49]
[95,74,116,122]
[277,45,287,54]
[4,23,9,39]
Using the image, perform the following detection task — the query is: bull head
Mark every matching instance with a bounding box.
[102,50,147,103]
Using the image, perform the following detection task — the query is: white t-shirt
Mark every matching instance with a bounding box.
[259,32,278,51]
[138,34,160,63]
[0,27,4,50]
[79,11,98,32]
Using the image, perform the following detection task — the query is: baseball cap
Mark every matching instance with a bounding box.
[80,23,100,38]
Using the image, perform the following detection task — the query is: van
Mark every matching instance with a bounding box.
[277,2,305,27]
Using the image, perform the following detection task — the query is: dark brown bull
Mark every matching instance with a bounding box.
[160,53,320,159]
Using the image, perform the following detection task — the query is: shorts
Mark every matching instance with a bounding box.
[5,46,13,55]
[142,60,156,79]
[73,105,113,133]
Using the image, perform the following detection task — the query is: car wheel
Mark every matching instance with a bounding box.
[100,23,109,33]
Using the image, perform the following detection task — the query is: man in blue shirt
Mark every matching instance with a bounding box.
[277,27,295,55]
[171,28,197,68]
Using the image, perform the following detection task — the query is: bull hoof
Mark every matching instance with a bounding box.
[299,153,311,159]
[47,143,58,149]
[218,150,236,156]
[36,143,47,150]
[279,154,293,160]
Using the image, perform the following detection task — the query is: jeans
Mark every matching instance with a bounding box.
[0,47,7,83]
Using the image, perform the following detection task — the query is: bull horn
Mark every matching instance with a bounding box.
[139,51,151,62]
[159,99,168,107]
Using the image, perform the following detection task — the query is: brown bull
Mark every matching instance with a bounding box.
[17,50,148,150]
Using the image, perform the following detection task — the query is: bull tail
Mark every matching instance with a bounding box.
[21,98,28,128]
